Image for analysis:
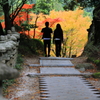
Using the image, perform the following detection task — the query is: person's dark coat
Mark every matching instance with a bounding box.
[53,24,63,43]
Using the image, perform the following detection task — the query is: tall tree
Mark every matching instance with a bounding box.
[0,0,35,34]
[72,0,100,45]
[84,0,100,45]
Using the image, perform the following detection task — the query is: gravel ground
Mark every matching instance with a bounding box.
[87,78,100,92]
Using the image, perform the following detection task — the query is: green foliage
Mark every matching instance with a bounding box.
[3,79,15,89]
[32,0,52,14]
[14,54,24,70]
[87,57,94,62]
[2,79,16,95]
[32,0,64,14]
[83,42,99,57]
[92,72,100,78]
[93,59,100,65]
[14,23,34,32]
[51,0,64,11]
[18,34,44,56]
[14,24,22,32]
[83,41,100,70]
[16,54,24,64]
[87,57,100,70]
[83,7,94,18]
[21,23,30,31]
[63,0,78,11]
[14,64,23,70]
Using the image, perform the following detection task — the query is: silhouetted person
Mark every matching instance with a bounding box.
[53,24,63,57]
[41,22,53,57]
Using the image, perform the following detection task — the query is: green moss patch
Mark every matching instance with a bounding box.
[92,72,100,78]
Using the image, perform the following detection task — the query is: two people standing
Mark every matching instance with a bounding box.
[41,21,63,57]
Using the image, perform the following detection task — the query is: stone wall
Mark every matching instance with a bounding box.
[0,27,20,100]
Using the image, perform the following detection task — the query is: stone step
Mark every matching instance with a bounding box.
[40,76,100,100]
[28,58,74,67]
[39,57,73,60]
[27,67,92,77]
[27,73,93,77]
[40,57,74,66]
[40,67,81,75]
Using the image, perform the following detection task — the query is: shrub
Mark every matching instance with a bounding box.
[18,34,44,56]
[87,57,100,70]
[83,42,99,57]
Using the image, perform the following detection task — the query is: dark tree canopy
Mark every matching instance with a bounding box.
[74,0,100,45]
[77,0,100,7]
[0,0,28,34]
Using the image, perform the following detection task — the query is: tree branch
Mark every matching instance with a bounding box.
[10,0,27,22]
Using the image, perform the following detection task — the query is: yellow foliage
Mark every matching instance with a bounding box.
[28,9,91,57]
[0,8,91,57]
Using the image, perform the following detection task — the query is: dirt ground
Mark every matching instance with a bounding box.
[5,55,40,100]
[4,56,100,100]
[72,56,100,92]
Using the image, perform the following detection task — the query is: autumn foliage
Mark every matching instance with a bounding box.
[28,9,91,56]
[0,6,91,57]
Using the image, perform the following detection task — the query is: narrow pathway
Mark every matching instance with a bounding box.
[6,56,100,100]
[29,57,100,100]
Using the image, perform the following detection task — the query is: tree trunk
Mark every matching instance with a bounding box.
[33,16,39,38]
[3,2,11,34]
[93,6,100,45]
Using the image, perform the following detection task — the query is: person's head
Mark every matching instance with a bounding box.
[56,24,61,29]
[45,22,49,27]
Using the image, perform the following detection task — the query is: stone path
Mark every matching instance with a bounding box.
[40,76,100,100]
[28,57,100,100]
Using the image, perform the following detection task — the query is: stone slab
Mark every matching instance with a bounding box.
[40,76,100,100]
[40,67,81,75]
[40,57,73,60]
[40,59,74,66]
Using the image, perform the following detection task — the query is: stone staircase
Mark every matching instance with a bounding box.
[28,57,100,100]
